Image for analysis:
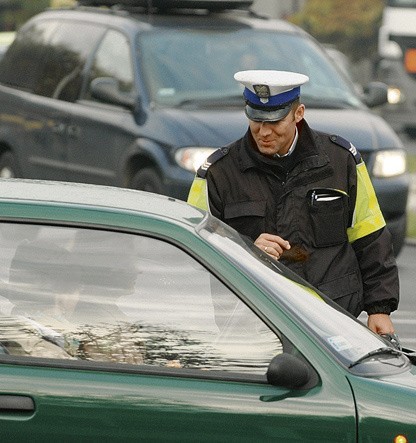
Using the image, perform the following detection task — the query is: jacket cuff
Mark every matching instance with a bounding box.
[365,302,393,315]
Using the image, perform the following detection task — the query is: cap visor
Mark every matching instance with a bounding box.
[245,104,291,122]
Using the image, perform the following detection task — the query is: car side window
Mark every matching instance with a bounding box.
[34,22,104,102]
[0,224,282,376]
[0,20,58,91]
[0,19,104,102]
[87,29,134,100]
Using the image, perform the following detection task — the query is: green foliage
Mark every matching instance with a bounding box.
[406,153,416,239]
[407,211,416,239]
[0,0,50,31]
[407,153,416,174]
[289,0,384,61]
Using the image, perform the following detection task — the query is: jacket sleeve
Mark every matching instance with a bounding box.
[348,161,399,314]
[352,227,399,314]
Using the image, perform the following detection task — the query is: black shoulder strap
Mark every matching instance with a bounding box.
[196,147,229,178]
[329,134,362,164]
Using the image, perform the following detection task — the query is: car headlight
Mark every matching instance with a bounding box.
[387,86,404,104]
[175,147,218,172]
[372,149,407,178]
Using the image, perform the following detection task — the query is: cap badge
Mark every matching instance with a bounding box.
[253,84,270,103]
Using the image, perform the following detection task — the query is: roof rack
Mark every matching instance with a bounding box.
[77,0,254,12]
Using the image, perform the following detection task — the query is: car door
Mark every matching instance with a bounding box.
[0,223,357,442]
[64,28,138,186]
[0,19,69,181]
[5,19,105,181]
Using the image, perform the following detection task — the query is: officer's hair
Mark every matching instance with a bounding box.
[290,98,301,111]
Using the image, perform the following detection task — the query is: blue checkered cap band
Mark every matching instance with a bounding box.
[243,85,301,108]
[234,70,309,121]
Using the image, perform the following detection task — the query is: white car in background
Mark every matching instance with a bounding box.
[0,31,15,60]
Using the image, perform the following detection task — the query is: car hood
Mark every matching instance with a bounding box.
[152,107,247,148]
[153,106,403,153]
[304,108,404,152]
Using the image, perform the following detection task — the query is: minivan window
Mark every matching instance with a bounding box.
[0,20,58,91]
[35,21,104,101]
[139,29,362,109]
[387,0,416,6]
[87,29,134,100]
[0,20,104,101]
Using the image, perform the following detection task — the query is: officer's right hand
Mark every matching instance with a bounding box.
[255,233,291,260]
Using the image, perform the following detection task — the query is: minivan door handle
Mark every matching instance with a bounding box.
[67,124,81,138]
[0,395,35,412]
[51,122,67,135]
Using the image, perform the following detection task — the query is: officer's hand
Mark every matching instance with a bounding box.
[367,313,395,335]
[255,233,291,260]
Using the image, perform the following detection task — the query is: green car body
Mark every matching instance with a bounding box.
[0,179,414,442]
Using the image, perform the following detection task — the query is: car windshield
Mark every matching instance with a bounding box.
[138,29,362,109]
[198,217,400,370]
[387,0,416,6]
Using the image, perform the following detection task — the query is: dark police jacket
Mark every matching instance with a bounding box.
[188,119,399,317]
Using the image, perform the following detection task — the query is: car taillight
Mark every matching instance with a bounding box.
[404,48,416,73]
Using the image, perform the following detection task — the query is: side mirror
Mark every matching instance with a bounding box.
[266,353,313,389]
[362,81,388,108]
[90,77,139,111]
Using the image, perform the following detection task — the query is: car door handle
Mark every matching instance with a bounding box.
[51,122,67,135]
[0,395,35,412]
[67,125,81,138]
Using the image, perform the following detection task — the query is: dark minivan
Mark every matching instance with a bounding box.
[0,0,409,253]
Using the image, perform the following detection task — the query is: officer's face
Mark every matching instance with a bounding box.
[249,104,305,157]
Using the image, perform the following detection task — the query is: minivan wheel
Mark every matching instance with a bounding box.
[0,152,19,178]
[131,168,165,195]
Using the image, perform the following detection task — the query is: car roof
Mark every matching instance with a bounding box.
[0,179,205,227]
[33,6,301,35]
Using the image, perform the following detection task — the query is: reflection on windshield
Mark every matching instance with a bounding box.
[387,0,416,6]
[198,216,389,368]
[139,29,361,109]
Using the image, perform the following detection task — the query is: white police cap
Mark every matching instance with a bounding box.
[234,70,309,122]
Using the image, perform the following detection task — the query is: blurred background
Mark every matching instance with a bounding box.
[0,0,414,240]
[0,0,382,87]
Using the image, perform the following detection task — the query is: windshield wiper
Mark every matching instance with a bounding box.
[177,95,243,108]
[348,347,402,368]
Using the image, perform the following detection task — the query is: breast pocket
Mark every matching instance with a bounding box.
[224,200,266,240]
[307,188,349,247]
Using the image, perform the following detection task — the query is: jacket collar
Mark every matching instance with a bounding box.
[237,119,326,173]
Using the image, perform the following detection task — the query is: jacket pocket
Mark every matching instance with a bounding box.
[224,200,266,239]
[307,188,349,247]
[317,271,363,317]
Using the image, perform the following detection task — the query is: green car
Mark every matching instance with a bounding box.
[0,179,415,442]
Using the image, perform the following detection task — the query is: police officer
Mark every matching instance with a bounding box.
[188,70,399,336]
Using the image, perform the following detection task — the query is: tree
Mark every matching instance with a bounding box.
[289,0,384,62]
[0,0,49,31]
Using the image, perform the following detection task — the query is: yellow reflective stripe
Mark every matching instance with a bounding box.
[347,162,386,243]
[293,281,324,301]
[187,177,209,211]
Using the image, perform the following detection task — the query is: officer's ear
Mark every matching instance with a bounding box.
[294,103,305,123]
